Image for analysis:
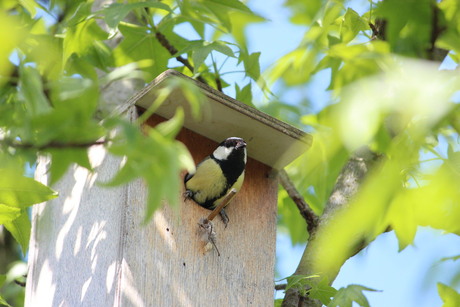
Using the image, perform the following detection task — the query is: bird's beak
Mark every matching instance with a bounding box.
[236,140,247,149]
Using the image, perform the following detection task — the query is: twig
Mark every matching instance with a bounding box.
[211,53,223,93]
[215,76,223,92]
[2,139,107,150]
[279,170,319,234]
[275,284,287,291]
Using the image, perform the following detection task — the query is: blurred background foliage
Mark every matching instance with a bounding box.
[0,0,459,306]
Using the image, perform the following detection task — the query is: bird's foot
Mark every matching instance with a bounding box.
[183,190,193,201]
[219,208,229,228]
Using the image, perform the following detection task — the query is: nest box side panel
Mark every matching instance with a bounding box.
[119,114,278,306]
[26,149,129,307]
[25,107,140,307]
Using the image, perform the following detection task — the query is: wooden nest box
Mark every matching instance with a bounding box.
[26,70,312,306]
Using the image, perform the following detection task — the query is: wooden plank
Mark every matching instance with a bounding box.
[26,110,278,306]
[120,69,312,170]
[25,107,139,306]
[117,115,278,306]
[26,148,128,306]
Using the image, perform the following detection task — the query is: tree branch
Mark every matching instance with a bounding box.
[2,139,107,150]
[370,5,448,61]
[282,148,382,307]
[275,284,287,291]
[279,169,319,234]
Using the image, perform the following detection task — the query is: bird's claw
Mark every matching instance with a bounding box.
[219,208,229,228]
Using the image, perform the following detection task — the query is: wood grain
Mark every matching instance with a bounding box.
[118,114,278,306]
[26,110,278,307]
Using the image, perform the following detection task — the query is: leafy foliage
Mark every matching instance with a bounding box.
[438,283,460,307]
[281,275,337,305]
[281,275,378,306]
[328,284,379,307]
[0,261,26,307]
[0,275,12,307]
[272,0,460,305]
[0,1,261,231]
[0,167,57,253]
[0,1,262,304]
[2,0,460,306]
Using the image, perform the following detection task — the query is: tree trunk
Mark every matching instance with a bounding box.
[282,148,381,307]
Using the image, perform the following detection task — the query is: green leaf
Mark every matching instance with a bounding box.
[0,170,58,208]
[18,65,52,116]
[99,62,148,85]
[437,0,460,56]
[113,23,170,78]
[192,45,213,71]
[284,274,318,292]
[207,0,252,13]
[309,277,338,305]
[155,108,184,139]
[440,255,460,262]
[0,204,21,224]
[175,40,235,72]
[209,41,235,58]
[282,274,337,304]
[438,283,460,307]
[18,0,38,17]
[63,8,108,64]
[387,191,418,251]
[0,13,26,81]
[193,41,236,71]
[243,51,261,81]
[0,296,11,307]
[268,48,316,85]
[376,0,432,57]
[227,9,265,48]
[0,287,12,307]
[328,284,379,307]
[3,210,31,255]
[284,0,322,24]
[49,149,92,185]
[235,83,253,106]
[99,1,172,30]
[341,8,368,43]
[278,189,309,244]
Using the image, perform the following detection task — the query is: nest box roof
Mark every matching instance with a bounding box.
[125,69,312,170]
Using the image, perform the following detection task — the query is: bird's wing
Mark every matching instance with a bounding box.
[184,156,210,184]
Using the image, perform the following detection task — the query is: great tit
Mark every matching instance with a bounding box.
[184,137,247,225]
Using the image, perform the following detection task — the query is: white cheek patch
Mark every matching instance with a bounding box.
[243,148,247,164]
[213,146,233,160]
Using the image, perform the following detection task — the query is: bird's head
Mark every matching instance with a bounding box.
[213,137,247,161]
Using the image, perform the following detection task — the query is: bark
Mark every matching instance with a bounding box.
[279,170,319,234]
[282,2,450,305]
[282,148,381,307]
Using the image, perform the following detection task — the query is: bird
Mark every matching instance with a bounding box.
[184,137,247,226]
